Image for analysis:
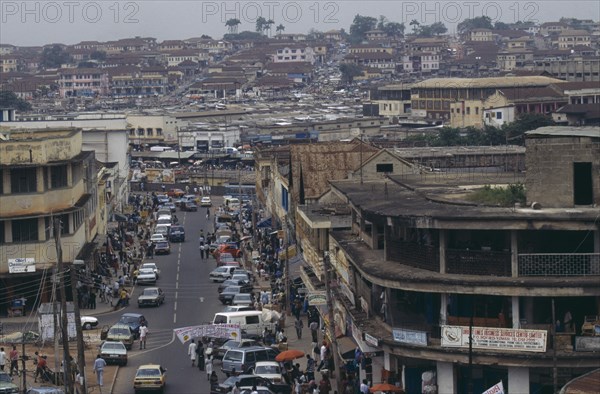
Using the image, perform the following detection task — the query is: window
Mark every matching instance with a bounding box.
[574,162,593,205]
[496,112,502,119]
[376,163,394,173]
[255,349,269,362]
[281,186,289,211]
[0,221,4,243]
[49,165,68,189]
[475,107,479,115]
[246,315,259,324]
[466,107,471,115]
[10,168,37,193]
[12,218,38,242]
[244,351,256,363]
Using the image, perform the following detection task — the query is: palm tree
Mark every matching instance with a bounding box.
[410,19,420,34]
[225,18,241,34]
[263,19,274,37]
[276,24,285,35]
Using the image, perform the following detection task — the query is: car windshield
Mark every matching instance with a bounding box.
[102,343,125,351]
[224,350,243,361]
[139,269,154,275]
[156,242,169,247]
[223,287,240,293]
[235,294,251,300]
[143,289,158,296]
[172,226,184,232]
[136,368,160,377]
[223,376,239,386]
[120,316,139,324]
[110,328,130,336]
[256,365,281,374]
[0,373,11,383]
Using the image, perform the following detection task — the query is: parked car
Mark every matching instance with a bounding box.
[99,341,128,365]
[81,316,99,330]
[230,273,250,284]
[154,241,171,255]
[252,361,284,383]
[138,287,165,307]
[218,279,253,294]
[214,244,243,259]
[133,364,167,393]
[213,339,258,360]
[212,374,290,394]
[0,371,19,393]
[210,266,237,282]
[232,293,253,307]
[169,225,185,242]
[219,286,243,305]
[163,202,177,213]
[136,268,157,285]
[240,387,274,394]
[221,346,280,376]
[200,196,212,207]
[222,305,255,313]
[217,253,236,266]
[118,313,147,339]
[150,234,166,243]
[105,324,134,350]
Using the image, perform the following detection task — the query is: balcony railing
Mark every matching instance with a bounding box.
[518,253,600,276]
[387,240,440,272]
[446,249,512,277]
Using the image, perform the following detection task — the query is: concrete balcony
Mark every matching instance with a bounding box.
[518,253,600,276]
[0,223,86,274]
[0,180,85,218]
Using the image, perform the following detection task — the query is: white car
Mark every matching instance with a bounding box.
[230,273,250,284]
[81,316,99,330]
[200,196,212,207]
[141,263,161,278]
[136,268,157,285]
[252,361,284,383]
[150,234,166,243]
[209,266,236,282]
[232,293,253,307]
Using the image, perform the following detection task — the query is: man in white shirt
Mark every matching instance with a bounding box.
[139,324,148,349]
[360,379,369,394]
[188,339,197,367]
[93,355,107,386]
[0,347,6,371]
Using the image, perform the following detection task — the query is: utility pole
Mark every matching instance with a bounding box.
[552,298,558,394]
[54,217,73,394]
[284,215,290,316]
[71,268,87,394]
[21,340,26,394]
[323,251,341,391]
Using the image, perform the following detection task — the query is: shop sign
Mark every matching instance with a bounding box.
[575,336,600,352]
[441,325,547,352]
[174,324,241,344]
[364,333,379,347]
[8,258,35,273]
[392,328,428,346]
[307,291,327,306]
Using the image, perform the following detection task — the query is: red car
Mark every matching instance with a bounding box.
[166,188,185,197]
[213,244,243,259]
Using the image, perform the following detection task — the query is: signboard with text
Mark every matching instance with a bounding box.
[8,258,35,273]
[174,324,241,344]
[392,328,428,346]
[441,325,547,352]
[307,291,327,306]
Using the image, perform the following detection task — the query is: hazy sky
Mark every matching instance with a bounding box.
[1,0,598,46]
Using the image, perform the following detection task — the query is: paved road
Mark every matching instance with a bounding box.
[110,199,227,394]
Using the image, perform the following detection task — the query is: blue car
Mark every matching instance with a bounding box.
[169,225,185,242]
[118,313,147,339]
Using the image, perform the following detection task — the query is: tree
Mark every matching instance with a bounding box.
[409,19,420,34]
[377,15,388,30]
[255,16,267,34]
[40,44,72,69]
[226,18,241,34]
[90,50,106,61]
[263,19,274,37]
[224,31,266,41]
[383,22,405,37]
[307,28,324,40]
[457,16,493,35]
[349,14,377,43]
[429,22,448,36]
[502,113,555,143]
[339,63,363,84]
[0,91,32,111]
[494,21,510,30]
[276,24,285,35]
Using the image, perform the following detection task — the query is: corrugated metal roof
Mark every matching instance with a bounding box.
[413,76,565,89]
[526,126,600,138]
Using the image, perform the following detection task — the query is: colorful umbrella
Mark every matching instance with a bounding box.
[369,383,404,393]
[275,349,305,362]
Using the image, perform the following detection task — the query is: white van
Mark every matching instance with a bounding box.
[212,311,277,337]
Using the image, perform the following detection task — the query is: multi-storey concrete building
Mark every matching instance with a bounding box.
[293,126,599,393]
[0,128,98,304]
[58,68,110,98]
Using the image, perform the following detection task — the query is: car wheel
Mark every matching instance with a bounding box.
[83,322,92,330]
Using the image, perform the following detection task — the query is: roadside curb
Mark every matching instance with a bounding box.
[109,365,120,394]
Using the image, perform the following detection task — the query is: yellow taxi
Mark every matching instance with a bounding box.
[133,364,167,393]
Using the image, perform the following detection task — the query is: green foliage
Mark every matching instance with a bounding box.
[223,31,266,41]
[339,63,363,84]
[467,183,526,207]
[457,16,493,35]
[255,16,267,33]
[226,18,241,34]
[90,50,106,61]
[349,14,377,43]
[502,113,555,143]
[494,21,510,30]
[0,90,32,111]
[410,21,448,37]
[40,44,72,69]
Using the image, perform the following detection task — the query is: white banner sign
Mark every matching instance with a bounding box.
[8,258,35,273]
[482,381,505,394]
[39,312,77,341]
[307,291,327,306]
[441,325,547,352]
[174,324,241,344]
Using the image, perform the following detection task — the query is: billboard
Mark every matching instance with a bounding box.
[441,325,547,352]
